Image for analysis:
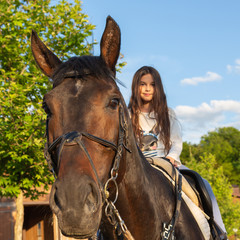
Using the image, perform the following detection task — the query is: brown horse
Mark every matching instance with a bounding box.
[31,16,209,240]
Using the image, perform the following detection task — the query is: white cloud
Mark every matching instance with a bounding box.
[180,71,222,86]
[227,58,240,74]
[174,100,240,143]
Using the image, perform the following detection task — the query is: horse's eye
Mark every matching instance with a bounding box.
[42,102,51,116]
[108,98,119,110]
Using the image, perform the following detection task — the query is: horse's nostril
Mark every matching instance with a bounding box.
[54,192,62,210]
[85,192,96,213]
[84,184,99,214]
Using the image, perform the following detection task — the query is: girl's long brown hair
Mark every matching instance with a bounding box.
[128,66,171,153]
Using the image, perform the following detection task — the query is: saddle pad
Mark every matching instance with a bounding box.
[154,166,211,240]
[182,192,211,240]
[150,158,200,207]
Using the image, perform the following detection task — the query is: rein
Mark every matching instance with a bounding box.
[162,167,182,240]
[44,103,134,240]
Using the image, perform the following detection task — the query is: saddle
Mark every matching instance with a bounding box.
[179,169,227,240]
[147,157,228,240]
[179,169,212,217]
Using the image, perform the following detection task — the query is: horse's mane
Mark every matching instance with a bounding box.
[51,56,114,88]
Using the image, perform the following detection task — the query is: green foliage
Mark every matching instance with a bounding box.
[200,127,240,184]
[182,141,240,235]
[0,0,95,199]
[116,53,127,73]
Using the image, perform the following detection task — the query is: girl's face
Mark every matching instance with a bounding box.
[139,74,155,103]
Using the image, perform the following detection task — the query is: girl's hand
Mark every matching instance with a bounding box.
[166,156,178,167]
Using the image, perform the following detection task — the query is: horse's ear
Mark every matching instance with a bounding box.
[100,16,121,74]
[31,30,62,77]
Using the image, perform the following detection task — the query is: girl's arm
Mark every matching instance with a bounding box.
[166,109,183,167]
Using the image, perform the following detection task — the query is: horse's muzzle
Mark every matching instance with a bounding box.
[50,174,102,238]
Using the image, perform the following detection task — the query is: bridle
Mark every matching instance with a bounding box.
[44,102,133,238]
[44,97,181,240]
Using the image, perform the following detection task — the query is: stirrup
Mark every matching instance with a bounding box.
[211,220,228,240]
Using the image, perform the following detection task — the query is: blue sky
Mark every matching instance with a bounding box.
[81,0,240,143]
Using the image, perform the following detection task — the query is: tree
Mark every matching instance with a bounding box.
[200,127,240,185]
[181,127,240,185]
[182,151,240,236]
[0,0,95,238]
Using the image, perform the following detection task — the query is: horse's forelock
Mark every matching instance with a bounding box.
[51,56,114,88]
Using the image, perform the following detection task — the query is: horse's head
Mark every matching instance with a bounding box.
[31,16,127,238]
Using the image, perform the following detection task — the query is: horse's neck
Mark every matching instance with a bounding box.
[118,132,166,202]
[114,144,170,238]
[104,125,206,239]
